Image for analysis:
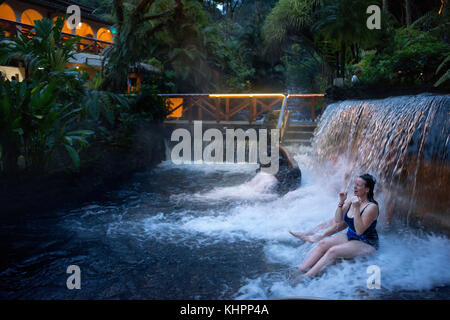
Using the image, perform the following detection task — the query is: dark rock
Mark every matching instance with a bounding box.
[257,145,302,195]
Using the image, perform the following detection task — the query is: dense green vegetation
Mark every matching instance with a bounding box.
[0,17,168,175]
[1,0,449,177]
[358,26,450,86]
[93,0,448,92]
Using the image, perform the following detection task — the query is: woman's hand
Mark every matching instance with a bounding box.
[351,196,361,208]
[339,191,347,204]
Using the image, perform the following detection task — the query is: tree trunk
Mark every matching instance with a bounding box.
[405,0,412,25]
[340,41,346,78]
[335,51,339,78]
[382,0,389,13]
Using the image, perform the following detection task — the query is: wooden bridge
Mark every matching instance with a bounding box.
[160,93,325,146]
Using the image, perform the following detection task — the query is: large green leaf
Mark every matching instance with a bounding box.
[434,69,450,87]
[64,144,80,169]
[66,130,95,136]
[87,91,100,120]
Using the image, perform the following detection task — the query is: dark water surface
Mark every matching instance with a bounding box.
[1,155,449,299]
[1,164,276,299]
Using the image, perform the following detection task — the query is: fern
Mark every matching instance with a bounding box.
[435,55,450,87]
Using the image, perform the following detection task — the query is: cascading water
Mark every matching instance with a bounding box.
[1,94,449,300]
[313,94,449,230]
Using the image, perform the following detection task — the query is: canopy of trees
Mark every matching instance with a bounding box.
[0,0,448,177]
[72,0,449,92]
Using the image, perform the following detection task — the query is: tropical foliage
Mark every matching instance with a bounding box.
[1,0,449,176]
[98,0,450,92]
[0,17,164,175]
[260,0,449,89]
[358,26,450,85]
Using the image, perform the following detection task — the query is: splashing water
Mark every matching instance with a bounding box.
[70,154,450,299]
[1,95,449,300]
[313,94,450,228]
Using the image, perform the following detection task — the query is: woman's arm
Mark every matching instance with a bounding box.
[307,221,347,242]
[352,200,378,235]
[302,220,331,236]
[321,221,347,238]
[335,191,349,224]
[289,218,333,239]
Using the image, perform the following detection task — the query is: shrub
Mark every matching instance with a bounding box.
[358,27,450,86]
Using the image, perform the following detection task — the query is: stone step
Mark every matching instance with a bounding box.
[288,124,317,128]
[284,131,314,140]
[287,124,316,132]
[283,138,312,145]
[285,130,315,135]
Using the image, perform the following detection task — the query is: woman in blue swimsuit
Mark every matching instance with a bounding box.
[298,174,379,277]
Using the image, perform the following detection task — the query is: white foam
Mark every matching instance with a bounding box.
[179,172,278,202]
[156,160,259,174]
[235,231,450,299]
[105,148,450,299]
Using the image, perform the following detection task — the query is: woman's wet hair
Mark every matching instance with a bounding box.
[359,174,378,205]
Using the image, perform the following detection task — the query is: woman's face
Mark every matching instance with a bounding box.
[354,177,369,197]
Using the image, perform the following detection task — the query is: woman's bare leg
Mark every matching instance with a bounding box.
[305,240,376,277]
[289,219,333,240]
[298,233,348,272]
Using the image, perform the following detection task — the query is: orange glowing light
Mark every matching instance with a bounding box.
[209,94,285,98]
[287,94,325,98]
[97,27,113,42]
[0,3,16,22]
[21,9,43,25]
[76,22,94,38]
[167,98,183,118]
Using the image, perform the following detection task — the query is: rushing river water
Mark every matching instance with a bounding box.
[1,94,449,300]
[1,143,449,299]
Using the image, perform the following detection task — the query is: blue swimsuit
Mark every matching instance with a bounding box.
[344,203,379,250]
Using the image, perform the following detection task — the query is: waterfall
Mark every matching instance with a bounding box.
[312,94,449,231]
[164,138,171,161]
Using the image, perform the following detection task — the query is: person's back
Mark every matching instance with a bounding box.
[351,69,361,84]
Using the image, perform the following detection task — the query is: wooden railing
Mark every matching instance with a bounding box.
[277,96,289,141]
[161,93,325,125]
[288,94,323,121]
[161,93,286,123]
[0,18,112,55]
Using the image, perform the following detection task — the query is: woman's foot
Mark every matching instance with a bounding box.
[289,230,307,240]
[289,271,314,286]
[304,234,322,243]
[304,270,317,277]
[297,264,309,273]
[290,231,322,243]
